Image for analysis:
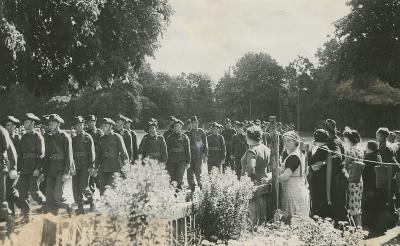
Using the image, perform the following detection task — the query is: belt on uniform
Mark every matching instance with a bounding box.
[103,152,117,158]
[49,154,64,160]
[171,148,184,153]
[22,153,37,159]
[148,152,161,158]
[74,152,86,157]
[209,147,221,151]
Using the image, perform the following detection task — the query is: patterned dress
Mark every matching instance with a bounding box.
[345,146,364,216]
[280,148,310,218]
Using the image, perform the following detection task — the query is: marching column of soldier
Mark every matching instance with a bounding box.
[0,112,287,229]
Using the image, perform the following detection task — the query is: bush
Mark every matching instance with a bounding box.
[90,160,180,245]
[194,168,254,242]
[228,215,367,246]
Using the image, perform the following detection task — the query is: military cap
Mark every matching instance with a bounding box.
[41,115,50,123]
[234,120,240,125]
[73,116,85,125]
[116,114,128,123]
[86,114,97,121]
[255,119,261,123]
[100,118,116,126]
[5,116,21,125]
[210,122,219,128]
[173,119,184,126]
[225,118,231,123]
[169,116,176,121]
[49,114,64,124]
[186,119,191,124]
[149,118,158,124]
[23,113,41,122]
[148,121,158,128]
[125,117,133,123]
[376,127,390,137]
[190,115,199,122]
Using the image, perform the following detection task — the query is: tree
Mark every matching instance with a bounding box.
[0,0,173,95]
[216,52,285,121]
[334,0,400,88]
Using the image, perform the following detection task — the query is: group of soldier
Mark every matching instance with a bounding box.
[0,112,292,230]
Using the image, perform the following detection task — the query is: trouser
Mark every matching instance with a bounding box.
[224,143,233,172]
[72,168,92,207]
[17,174,46,208]
[233,157,242,179]
[0,171,11,219]
[45,174,73,212]
[208,161,222,174]
[166,162,186,190]
[187,158,202,191]
[99,172,119,195]
[7,176,29,216]
[39,173,47,195]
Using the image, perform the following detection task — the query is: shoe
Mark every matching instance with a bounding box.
[36,206,47,214]
[75,206,84,215]
[66,207,74,217]
[20,213,30,224]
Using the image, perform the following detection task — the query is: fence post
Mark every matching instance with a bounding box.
[269,116,279,212]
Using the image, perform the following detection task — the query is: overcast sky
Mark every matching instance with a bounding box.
[148,0,350,81]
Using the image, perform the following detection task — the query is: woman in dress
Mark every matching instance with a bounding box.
[308,129,330,218]
[241,126,270,184]
[342,128,364,227]
[279,131,310,220]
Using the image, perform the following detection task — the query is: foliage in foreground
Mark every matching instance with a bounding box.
[227,215,366,246]
[89,160,181,245]
[194,169,255,242]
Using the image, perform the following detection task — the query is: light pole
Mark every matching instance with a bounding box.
[297,87,308,132]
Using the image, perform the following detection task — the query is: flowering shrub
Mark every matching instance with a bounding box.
[90,160,181,245]
[228,215,367,246]
[194,168,254,242]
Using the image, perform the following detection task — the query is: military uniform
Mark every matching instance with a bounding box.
[97,118,129,195]
[86,116,103,197]
[115,128,133,163]
[231,131,247,178]
[207,133,226,173]
[166,131,190,190]
[221,125,236,170]
[72,116,95,211]
[124,117,139,162]
[43,114,74,212]
[0,125,17,223]
[138,134,168,164]
[186,127,208,191]
[17,129,47,209]
[163,128,174,141]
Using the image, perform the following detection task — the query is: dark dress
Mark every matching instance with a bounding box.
[308,145,329,218]
[362,152,387,234]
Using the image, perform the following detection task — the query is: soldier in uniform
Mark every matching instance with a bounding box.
[138,121,168,165]
[86,114,103,197]
[17,113,46,221]
[4,116,21,152]
[163,116,176,140]
[207,122,226,173]
[38,115,51,195]
[123,117,138,162]
[186,116,208,192]
[185,119,192,134]
[0,125,18,233]
[43,114,74,215]
[115,115,133,163]
[97,118,129,195]
[72,116,96,214]
[231,121,248,179]
[166,119,190,190]
[221,118,236,172]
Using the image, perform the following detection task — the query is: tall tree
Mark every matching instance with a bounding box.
[0,0,173,95]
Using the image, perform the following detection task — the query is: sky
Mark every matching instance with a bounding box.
[148,0,350,81]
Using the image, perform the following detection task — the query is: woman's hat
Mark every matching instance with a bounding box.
[283,130,300,142]
[23,113,41,122]
[5,116,21,125]
[321,119,339,133]
[376,127,390,137]
[313,129,329,143]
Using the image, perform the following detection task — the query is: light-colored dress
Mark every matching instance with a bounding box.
[345,146,364,216]
[280,148,310,218]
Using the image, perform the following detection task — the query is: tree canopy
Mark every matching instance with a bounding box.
[0,0,173,95]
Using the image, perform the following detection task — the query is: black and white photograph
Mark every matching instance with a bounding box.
[0,0,400,245]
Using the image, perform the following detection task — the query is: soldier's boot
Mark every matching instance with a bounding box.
[1,202,15,235]
[89,199,95,212]
[66,207,74,218]
[20,208,30,225]
[75,205,84,215]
